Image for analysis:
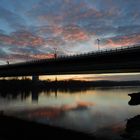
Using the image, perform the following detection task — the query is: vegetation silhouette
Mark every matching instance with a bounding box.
[0,79,140,99]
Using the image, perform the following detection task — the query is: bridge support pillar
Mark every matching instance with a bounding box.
[32,75,39,81]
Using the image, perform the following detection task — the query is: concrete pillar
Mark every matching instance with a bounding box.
[32,75,39,81]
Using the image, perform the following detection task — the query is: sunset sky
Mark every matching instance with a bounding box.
[1,0,140,62]
[0,0,140,80]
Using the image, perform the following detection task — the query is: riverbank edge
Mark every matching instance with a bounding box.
[0,114,98,140]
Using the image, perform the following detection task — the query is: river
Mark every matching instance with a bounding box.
[0,86,140,139]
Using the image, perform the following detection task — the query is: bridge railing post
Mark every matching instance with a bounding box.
[32,75,39,81]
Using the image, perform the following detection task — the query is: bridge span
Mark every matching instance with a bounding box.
[0,46,140,78]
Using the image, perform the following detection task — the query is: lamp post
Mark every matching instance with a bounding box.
[54,47,57,83]
[97,39,100,51]
[54,47,57,59]
[6,61,9,65]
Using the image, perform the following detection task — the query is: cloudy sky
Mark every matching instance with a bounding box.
[0,0,140,64]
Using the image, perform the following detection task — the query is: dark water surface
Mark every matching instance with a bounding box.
[0,86,140,140]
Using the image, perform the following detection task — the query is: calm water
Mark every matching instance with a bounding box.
[0,86,140,139]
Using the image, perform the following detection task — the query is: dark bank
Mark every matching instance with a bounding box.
[0,114,95,140]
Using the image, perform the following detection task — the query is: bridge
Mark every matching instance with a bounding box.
[0,45,140,80]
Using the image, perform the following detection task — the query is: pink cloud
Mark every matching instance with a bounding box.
[12,31,46,47]
[62,25,89,42]
[31,54,55,59]
[104,34,140,47]
[0,34,14,45]
[0,31,46,48]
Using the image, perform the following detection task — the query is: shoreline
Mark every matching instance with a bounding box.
[0,79,140,96]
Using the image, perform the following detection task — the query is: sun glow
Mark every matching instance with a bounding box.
[39,73,140,81]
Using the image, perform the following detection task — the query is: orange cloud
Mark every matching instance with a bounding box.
[63,31,88,42]
[0,31,46,47]
[46,37,65,47]
[12,31,46,47]
[105,34,140,47]
[62,25,89,42]
[34,25,89,43]
[31,54,55,59]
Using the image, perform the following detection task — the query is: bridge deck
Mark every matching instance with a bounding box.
[0,46,140,76]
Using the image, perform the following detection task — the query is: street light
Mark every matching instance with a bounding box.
[54,47,57,82]
[97,39,100,51]
[54,47,57,59]
[6,61,9,65]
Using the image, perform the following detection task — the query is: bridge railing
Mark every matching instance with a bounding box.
[57,44,140,59]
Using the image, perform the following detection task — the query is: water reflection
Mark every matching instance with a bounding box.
[0,81,140,140]
[16,101,95,120]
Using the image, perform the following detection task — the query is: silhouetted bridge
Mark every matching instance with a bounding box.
[0,45,140,79]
